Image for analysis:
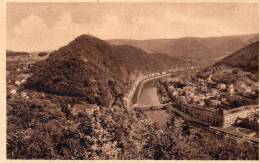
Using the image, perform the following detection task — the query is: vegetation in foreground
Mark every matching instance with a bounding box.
[7,93,258,159]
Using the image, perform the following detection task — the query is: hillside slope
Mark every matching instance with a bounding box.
[214,41,259,74]
[24,34,187,106]
[112,45,186,72]
[197,41,259,85]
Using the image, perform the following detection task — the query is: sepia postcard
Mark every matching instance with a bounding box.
[1,0,259,161]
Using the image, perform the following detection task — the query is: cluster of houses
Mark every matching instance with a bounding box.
[198,74,258,97]
[156,73,258,127]
[163,75,258,109]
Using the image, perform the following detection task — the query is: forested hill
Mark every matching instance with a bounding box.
[24,34,189,106]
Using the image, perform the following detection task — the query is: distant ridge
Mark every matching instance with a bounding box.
[108,33,259,60]
[6,50,29,57]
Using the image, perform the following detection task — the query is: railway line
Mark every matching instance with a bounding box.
[171,104,259,143]
[209,126,259,143]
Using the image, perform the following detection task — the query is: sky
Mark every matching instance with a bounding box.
[7,2,259,52]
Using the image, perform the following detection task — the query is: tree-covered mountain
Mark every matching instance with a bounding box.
[24,34,188,106]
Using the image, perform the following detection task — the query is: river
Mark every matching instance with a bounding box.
[137,80,170,128]
[138,81,161,105]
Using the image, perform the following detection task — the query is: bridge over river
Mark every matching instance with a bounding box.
[133,103,172,111]
[126,69,190,127]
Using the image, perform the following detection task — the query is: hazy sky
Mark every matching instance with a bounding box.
[7,2,259,51]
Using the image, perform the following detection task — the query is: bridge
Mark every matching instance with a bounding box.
[133,103,172,111]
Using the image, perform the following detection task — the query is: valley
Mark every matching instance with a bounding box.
[5,2,260,160]
[6,34,259,160]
